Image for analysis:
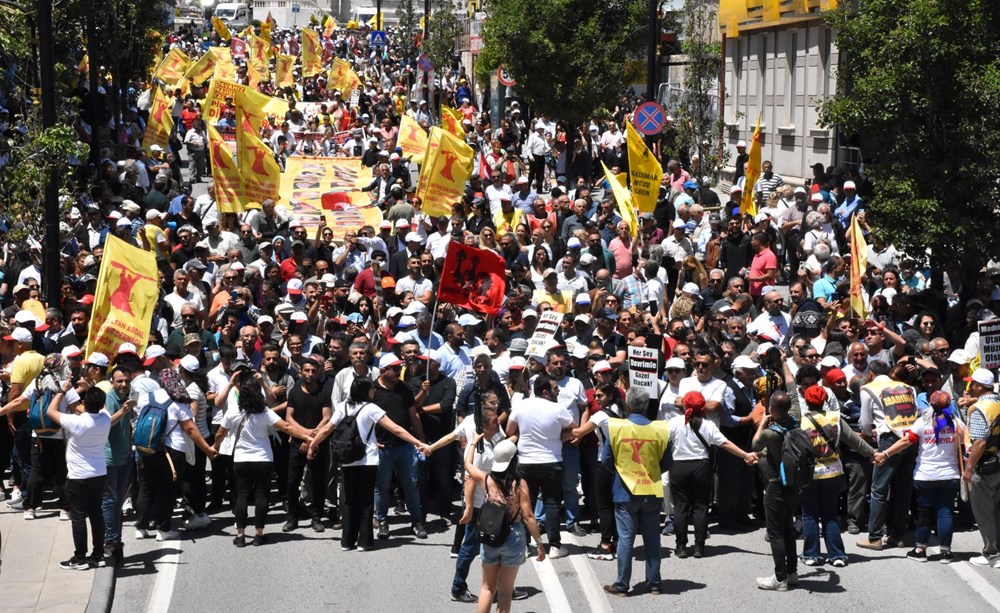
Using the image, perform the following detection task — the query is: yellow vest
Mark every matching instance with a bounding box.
[803,410,842,479]
[966,396,1000,454]
[862,377,918,436]
[608,418,670,497]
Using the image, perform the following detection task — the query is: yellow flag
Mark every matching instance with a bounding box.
[417,127,474,217]
[398,114,428,165]
[368,12,384,28]
[86,236,158,359]
[323,15,337,38]
[237,88,290,133]
[762,0,781,21]
[142,86,173,155]
[212,48,237,81]
[301,27,323,77]
[602,162,638,236]
[184,49,220,84]
[153,47,191,83]
[212,16,232,40]
[77,53,89,74]
[740,115,762,217]
[626,121,662,213]
[236,95,282,206]
[207,123,242,213]
[849,214,868,319]
[328,57,362,94]
[440,105,465,138]
[249,34,269,72]
[274,53,296,88]
[260,21,273,47]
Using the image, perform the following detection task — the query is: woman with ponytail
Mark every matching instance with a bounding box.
[876,390,966,563]
[667,391,759,559]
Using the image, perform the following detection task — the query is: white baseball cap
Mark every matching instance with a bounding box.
[84,352,109,367]
[966,368,995,387]
[731,355,757,371]
[179,354,201,373]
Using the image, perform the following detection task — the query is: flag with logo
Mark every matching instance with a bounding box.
[398,114,428,165]
[328,57,362,94]
[184,48,220,84]
[740,115,762,217]
[440,105,464,138]
[323,15,338,38]
[260,20,273,47]
[207,123,242,213]
[437,242,507,316]
[212,15,232,40]
[274,53,296,88]
[368,12,384,29]
[602,161,638,236]
[212,47,237,81]
[153,47,191,83]
[417,127,474,218]
[86,236,158,359]
[301,27,323,77]
[142,86,173,155]
[849,214,868,319]
[237,87,289,133]
[626,120,663,213]
[236,95,282,206]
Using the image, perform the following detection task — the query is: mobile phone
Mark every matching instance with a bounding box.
[230,290,239,301]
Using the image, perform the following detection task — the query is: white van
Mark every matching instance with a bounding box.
[215,2,251,31]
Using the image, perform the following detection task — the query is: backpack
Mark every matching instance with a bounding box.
[28,387,59,435]
[329,402,376,464]
[478,475,515,547]
[133,392,177,457]
[773,424,817,491]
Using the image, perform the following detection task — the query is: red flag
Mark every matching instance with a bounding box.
[478,150,491,181]
[438,242,507,316]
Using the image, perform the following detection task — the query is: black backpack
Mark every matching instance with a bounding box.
[772,424,817,491]
[329,402,376,464]
[478,475,515,547]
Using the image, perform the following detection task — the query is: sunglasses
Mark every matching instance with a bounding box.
[666,368,684,374]
[589,354,606,361]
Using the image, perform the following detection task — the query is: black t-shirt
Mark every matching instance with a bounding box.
[374,379,417,447]
[408,375,457,441]
[287,380,333,430]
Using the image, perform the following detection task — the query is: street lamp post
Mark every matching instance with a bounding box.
[647,0,658,101]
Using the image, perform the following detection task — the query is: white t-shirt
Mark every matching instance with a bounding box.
[677,376,731,426]
[908,412,965,482]
[220,407,282,463]
[668,415,727,461]
[187,382,210,439]
[23,380,80,440]
[555,375,588,422]
[137,389,193,453]
[60,410,112,479]
[330,402,386,467]
[453,415,507,508]
[396,275,433,299]
[164,291,204,327]
[207,365,231,426]
[657,381,683,421]
[508,397,574,464]
[588,404,625,449]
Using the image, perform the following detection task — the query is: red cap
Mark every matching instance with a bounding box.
[824,368,846,385]
[804,384,828,407]
[79,294,95,305]
[682,391,706,412]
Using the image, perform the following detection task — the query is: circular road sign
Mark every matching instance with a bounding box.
[497,66,516,87]
[633,101,666,136]
[417,53,434,73]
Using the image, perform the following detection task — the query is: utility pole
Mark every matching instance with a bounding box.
[422,0,429,104]
[37,0,60,303]
[647,0,658,101]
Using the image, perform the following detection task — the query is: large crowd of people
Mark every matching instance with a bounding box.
[0,14,999,610]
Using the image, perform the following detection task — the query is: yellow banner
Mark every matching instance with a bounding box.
[279,157,382,237]
[260,21,272,47]
[323,15,338,38]
[275,53,296,88]
[762,0,781,21]
[207,123,242,213]
[301,27,323,77]
[212,48,237,81]
[849,215,868,319]
[398,114,428,165]
[86,236,158,360]
[184,49,219,84]
[740,115,762,217]
[441,105,465,138]
[417,127,474,218]
[626,121,662,213]
[212,15,232,40]
[153,47,191,83]
[237,99,282,206]
[142,86,173,155]
[249,34,269,71]
[368,12,384,28]
[328,57,362,94]
[608,418,670,497]
[602,162,638,236]
[203,80,288,133]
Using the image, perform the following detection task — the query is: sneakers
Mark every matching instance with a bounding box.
[282,520,298,533]
[970,554,999,567]
[786,572,799,586]
[856,537,884,551]
[830,557,848,568]
[122,497,133,515]
[568,523,587,537]
[311,518,325,533]
[233,535,247,548]
[586,546,615,561]
[548,545,566,559]
[906,548,927,562]
[602,584,628,597]
[23,508,36,520]
[59,509,71,521]
[412,522,428,539]
[8,489,23,508]
[59,556,91,571]
[756,575,789,591]
[450,545,460,559]
[511,588,528,601]
[939,550,954,564]
[801,556,825,566]
[252,534,267,547]
[90,554,107,568]
[661,520,675,536]
[182,513,211,530]
[134,528,152,540]
[451,590,477,603]
[377,521,390,540]
[156,530,181,542]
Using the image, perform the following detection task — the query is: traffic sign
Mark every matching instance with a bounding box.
[497,66,515,87]
[370,30,387,47]
[291,3,300,12]
[417,53,434,73]
[633,101,666,136]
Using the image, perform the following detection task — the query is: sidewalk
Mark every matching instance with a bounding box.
[0,503,101,612]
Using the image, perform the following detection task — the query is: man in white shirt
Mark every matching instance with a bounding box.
[750,291,792,346]
[163,269,205,327]
[193,185,219,228]
[425,216,453,259]
[395,255,434,305]
[198,219,240,262]
[677,349,733,426]
[485,172,514,216]
[526,125,551,193]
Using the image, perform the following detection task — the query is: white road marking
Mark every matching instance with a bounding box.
[561,533,614,613]
[531,555,573,613]
[950,561,1000,612]
[146,541,181,613]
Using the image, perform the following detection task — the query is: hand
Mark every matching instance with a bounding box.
[872,451,886,466]
[123,399,137,412]
[535,543,546,562]
[417,443,432,457]
[206,447,219,460]
[459,507,473,525]
[299,441,309,453]
[744,452,759,466]
[272,385,287,398]
[229,371,241,385]
[61,379,74,393]
[421,380,430,392]
[962,467,972,483]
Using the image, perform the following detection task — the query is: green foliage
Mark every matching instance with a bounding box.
[819,0,1000,271]
[675,0,725,184]
[477,0,646,126]
[396,0,420,58]
[423,0,463,73]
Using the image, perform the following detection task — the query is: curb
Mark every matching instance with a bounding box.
[85,563,117,613]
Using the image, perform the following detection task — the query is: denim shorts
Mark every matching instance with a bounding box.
[481,521,527,567]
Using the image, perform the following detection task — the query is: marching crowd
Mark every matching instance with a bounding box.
[0,16,999,611]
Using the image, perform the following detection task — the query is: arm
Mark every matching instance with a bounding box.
[110,399,136,426]
[964,439,988,482]
[46,388,69,425]
[504,416,519,443]
[0,395,29,417]
[407,403,426,442]
[458,473,476,525]
[838,417,875,457]
[180,419,218,458]
[719,438,759,464]
[275,418,314,442]
[875,431,913,466]
[463,433,487,487]
[380,414,428,453]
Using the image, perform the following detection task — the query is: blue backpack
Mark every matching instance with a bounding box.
[133,392,177,457]
[28,387,59,436]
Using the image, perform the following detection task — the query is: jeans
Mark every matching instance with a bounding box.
[374,444,422,523]
[102,462,132,544]
[535,444,580,527]
[287,443,328,521]
[451,507,482,595]
[519,462,564,547]
[841,448,872,531]
[969,469,1000,557]
[234,461,271,531]
[867,437,916,541]
[914,479,959,549]
[341,465,377,549]
[800,475,846,561]
[612,497,662,591]
[65,476,106,558]
[670,459,712,548]
[481,521,527,566]
[764,480,799,582]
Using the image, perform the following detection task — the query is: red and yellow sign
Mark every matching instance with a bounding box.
[440,105,465,138]
[278,157,382,237]
[153,47,191,83]
[398,114,428,165]
[86,236,158,360]
[301,27,323,77]
[416,127,474,218]
[142,86,173,155]
[207,123,242,213]
[275,53,296,88]
[328,58,362,94]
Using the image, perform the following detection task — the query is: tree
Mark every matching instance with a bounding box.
[819,0,1000,279]
[396,0,420,59]
[476,0,647,126]
[423,0,463,73]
